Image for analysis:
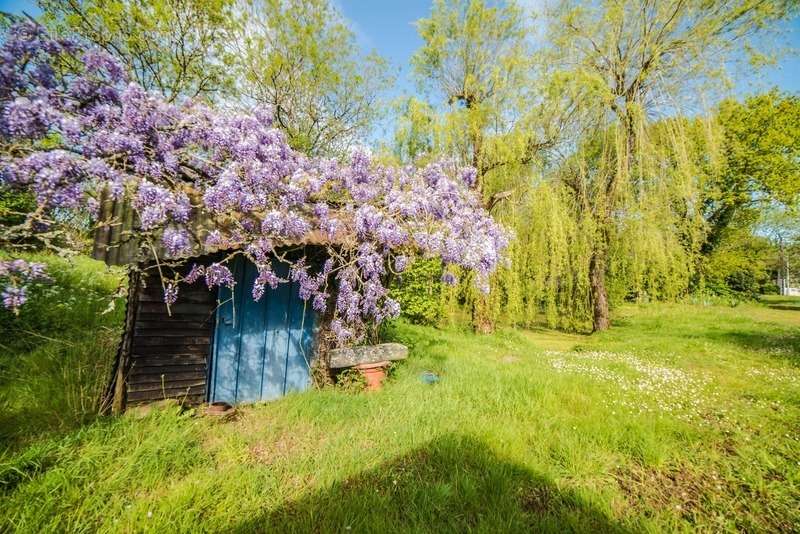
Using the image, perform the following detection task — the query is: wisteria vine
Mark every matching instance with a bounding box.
[0,22,508,340]
[0,258,49,313]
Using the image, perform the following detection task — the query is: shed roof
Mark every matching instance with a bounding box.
[91,188,344,266]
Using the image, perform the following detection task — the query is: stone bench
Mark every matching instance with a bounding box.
[328,343,409,369]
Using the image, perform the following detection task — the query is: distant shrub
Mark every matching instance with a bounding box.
[389,259,444,326]
[761,282,779,295]
[701,234,775,298]
[0,188,35,228]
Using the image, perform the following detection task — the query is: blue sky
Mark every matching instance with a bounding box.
[335,0,429,99]
[3,0,798,99]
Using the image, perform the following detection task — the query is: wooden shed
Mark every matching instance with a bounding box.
[93,195,334,412]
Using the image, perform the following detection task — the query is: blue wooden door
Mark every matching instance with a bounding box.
[209,257,315,404]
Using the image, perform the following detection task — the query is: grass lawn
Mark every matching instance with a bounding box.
[1,258,799,532]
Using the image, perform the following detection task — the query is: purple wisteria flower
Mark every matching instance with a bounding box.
[0,259,49,314]
[460,167,477,188]
[393,255,409,273]
[163,283,179,305]
[162,228,192,257]
[184,264,204,284]
[312,292,329,312]
[0,22,509,340]
[2,286,26,311]
[441,272,458,286]
[204,263,235,289]
[253,265,282,301]
[82,48,126,82]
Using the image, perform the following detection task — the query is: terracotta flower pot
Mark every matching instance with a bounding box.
[355,360,390,391]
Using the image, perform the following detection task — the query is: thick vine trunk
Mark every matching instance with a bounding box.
[589,249,610,332]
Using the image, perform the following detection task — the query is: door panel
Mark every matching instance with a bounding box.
[209,258,246,404]
[235,260,269,403]
[285,285,314,393]
[210,257,315,404]
[262,262,291,401]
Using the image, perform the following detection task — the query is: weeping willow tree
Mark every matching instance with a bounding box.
[393,0,795,332]
[605,117,710,305]
[485,114,709,332]
[496,180,594,330]
[408,0,566,333]
[535,0,796,331]
[390,100,735,333]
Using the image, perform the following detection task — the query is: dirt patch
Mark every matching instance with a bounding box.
[518,484,556,514]
[248,429,312,465]
[614,463,713,519]
[612,462,795,531]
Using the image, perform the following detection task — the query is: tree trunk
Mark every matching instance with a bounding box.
[472,293,494,334]
[468,108,495,334]
[589,248,610,332]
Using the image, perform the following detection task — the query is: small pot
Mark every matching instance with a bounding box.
[355,360,390,391]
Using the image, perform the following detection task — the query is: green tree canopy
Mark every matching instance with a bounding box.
[234,0,392,156]
[41,0,237,101]
[412,0,560,204]
[704,91,800,254]
[543,0,797,330]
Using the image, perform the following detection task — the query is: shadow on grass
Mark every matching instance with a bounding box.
[759,295,800,308]
[717,330,800,366]
[0,402,100,453]
[232,434,631,534]
[766,304,800,311]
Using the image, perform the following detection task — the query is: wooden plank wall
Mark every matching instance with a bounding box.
[125,270,217,405]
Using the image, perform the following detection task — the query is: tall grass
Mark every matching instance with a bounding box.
[0,256,799,531]
[0,253,125,449]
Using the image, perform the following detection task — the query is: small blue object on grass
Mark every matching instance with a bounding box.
[420,371,440,384]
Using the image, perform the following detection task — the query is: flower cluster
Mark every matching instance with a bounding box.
[185,262,235,289]
[545,350,715,421]
[0,259,49,313]
[0,22,509,341]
